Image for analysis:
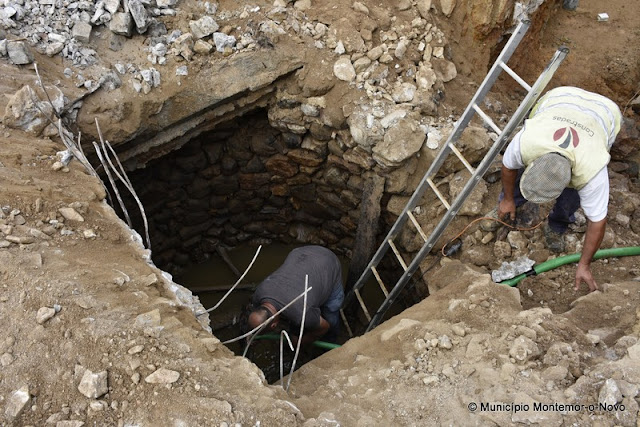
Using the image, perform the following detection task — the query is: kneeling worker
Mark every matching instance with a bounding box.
[247,245,344,344]
[494,86,622,292]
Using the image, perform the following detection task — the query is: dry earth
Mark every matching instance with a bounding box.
[1,0,640,426]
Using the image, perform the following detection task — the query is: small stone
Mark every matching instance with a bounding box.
[58,207,85,222]
[1,352,15,366]
[82,229,97,239]
[193,39,213,54]
[438,335,453,349]
[5,386,30,419]
[451,324,466,337]
[145,368,180,384]
[212,32,236,52]
[131,372,140,384]
[128,345,144,354]
[333,56,356,81]
[78,369,108,399]
[36,307,56,324]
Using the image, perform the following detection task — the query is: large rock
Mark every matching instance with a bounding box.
[372,118,426,168]
[3,86,62,136]
[109,12,133,37]
[72,21,92,42]
[127,0,150,33]
[432,58,457,82]
[448,169,488,215]
[416,0,433,18]
[347,107,385,149]
[6,41,33,64]
[439,0,456,16]
[190,16,219,39]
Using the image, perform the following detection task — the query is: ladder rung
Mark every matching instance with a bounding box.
[387,240,408,270]
[426,178,451,210]
[499,61,532,92]
[354,289,372,322]
[371,266,389,297]
[472,104,502,134]
[339,309,354,337]
[448,143,475,175]
[406,211,428,242]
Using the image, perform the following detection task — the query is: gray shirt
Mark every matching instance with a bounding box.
[253,246,342,330]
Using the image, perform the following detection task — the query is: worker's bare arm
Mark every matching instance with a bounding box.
[575,218,607,292]
[498,165,519,221]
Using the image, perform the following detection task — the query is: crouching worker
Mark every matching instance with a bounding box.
[491,86,622,292]
[246,245,344,345]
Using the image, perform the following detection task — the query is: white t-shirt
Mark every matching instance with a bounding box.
[503,130,609,222]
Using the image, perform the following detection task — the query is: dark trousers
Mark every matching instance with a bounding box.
[500,169,581,233]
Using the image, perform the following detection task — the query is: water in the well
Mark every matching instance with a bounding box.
[176,243,401,383]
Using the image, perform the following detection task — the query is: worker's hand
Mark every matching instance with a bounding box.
[498,198,516,223]
[575,263,598,292]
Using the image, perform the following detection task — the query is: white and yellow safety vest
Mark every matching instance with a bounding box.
[520,86,622,189]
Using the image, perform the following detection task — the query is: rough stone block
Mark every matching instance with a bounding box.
[189,16,218,39]
[127,0,150,32]
[104,0,120,14]
[109,12,133,37]
[72,21,92,43]
[7,41,33,64]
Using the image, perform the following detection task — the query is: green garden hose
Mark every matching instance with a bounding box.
[254,333,341,350]
[500,246,640,286]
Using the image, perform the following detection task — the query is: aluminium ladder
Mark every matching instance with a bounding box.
[341,20,569,334]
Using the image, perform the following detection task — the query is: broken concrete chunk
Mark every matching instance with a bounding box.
[7,41,34,65]
[127,0,150,33]
[78,369,108,399]
[189,16,219,39]
[5,386,30,419]
[212,32,236,52]
[145,367,180,384]
[72,21,93,43]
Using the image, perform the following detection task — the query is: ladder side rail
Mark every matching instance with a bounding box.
[342,20,532,309]
[365,47,570,331]
[397,19,532,193]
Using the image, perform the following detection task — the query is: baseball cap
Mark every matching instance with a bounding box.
[519,153,571,204]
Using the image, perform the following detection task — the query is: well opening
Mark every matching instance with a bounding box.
[125,108,362,277]
[118,107,420,381]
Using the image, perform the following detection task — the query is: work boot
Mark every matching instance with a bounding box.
[544,224,565,253]
[480,207,500,232]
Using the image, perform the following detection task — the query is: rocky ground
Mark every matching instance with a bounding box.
[1,0,640,426]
